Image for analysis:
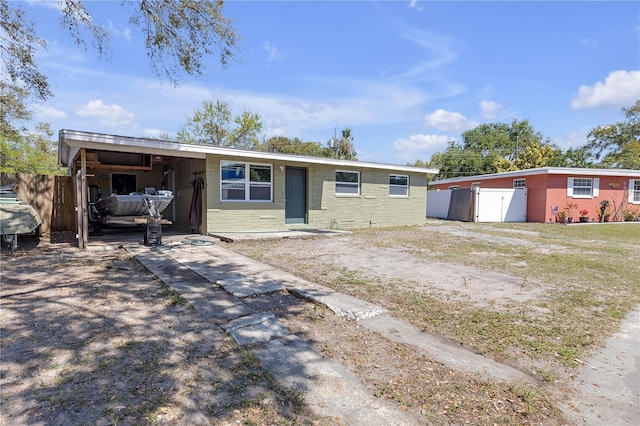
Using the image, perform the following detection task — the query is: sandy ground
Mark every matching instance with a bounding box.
[228,225,640,425]
[1,224,638,425]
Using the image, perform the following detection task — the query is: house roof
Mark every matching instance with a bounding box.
[59,129,438,174]
[431,167,640,185]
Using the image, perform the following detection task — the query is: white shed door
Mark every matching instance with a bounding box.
[474,188,527,222]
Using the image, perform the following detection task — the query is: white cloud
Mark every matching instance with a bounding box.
[76,99,135,127]
[552,130,588,151]
[480,100,503,119]
[409,1,424,12]
[33,105,69,121]
[393,133,450,152]
[264,42,283,63]
[579,38,598,47]
[142,128,164,138]
[107,20,132,41]
[396,29,457,78]
[424,109,477,132]
[571,70,640,109]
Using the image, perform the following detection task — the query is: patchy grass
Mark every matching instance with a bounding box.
[230,221,639,424]
[346,222,640,368]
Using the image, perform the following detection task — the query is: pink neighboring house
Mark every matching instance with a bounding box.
[431,167,640,223]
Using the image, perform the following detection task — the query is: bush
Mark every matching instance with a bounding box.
[622,209,638,221]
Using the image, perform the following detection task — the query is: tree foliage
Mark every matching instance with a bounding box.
[176,103,358,159]
[258,136,333,157]
[176,100,262,149]
[329,128,358,160]
[584,100,640,169]
[0,123,66,175]
[130,0,237,84]
[0,0,238,136]
[0,1,52,103]
[419,119,569,179]
[229,111,263,150]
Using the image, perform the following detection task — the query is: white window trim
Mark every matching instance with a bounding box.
[630,179,640,204]
[513,178,526,188]
[220,161,273,202]
[389,174,409,197]
[567,177,599,199]
[335,170,360,196]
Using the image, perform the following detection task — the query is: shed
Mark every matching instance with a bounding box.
[430,167,640,223]
[59,130,437,247]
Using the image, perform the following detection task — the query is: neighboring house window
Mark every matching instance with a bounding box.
[389,174,409,197]
[448,185,459,190]
[220,161,272,202]
[630,179,640,204]
[513,178,526,188]
[567,177,599,198]
[335,171,360,195]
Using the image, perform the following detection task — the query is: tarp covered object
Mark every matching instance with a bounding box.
[189,177,203,233]
[0,203,42,235]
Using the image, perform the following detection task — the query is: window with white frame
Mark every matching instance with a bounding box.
[513,178,526,188]
[335,171,360,195]
[220,161,272,202]
[567,177,599,198]
[389,174,409,197]
[630,179,640,204]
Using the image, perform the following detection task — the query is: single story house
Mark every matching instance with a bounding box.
[431,167,640,223]
[58,130,437,245]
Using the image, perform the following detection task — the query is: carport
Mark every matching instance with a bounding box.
[58,130,206,248]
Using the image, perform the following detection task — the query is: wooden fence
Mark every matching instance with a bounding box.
[1,173,75,234]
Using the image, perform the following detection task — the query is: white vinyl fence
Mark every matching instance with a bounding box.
[427,188,527,222]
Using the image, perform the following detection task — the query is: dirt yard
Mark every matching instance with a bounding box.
[2,221,638,425]
[0,235,322,425]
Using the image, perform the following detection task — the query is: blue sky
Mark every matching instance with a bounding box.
[26,0,640,165]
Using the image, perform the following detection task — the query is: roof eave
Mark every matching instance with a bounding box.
[431,167,640,185]
[58,129,438,174]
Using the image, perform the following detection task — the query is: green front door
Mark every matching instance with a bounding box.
[285,167,306,224]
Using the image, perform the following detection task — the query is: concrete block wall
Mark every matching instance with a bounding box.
[204,154,428,232]
[205,155,286,232]
[307,166,427,229]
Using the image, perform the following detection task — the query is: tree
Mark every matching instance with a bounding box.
[229,111,263,150]
[560,146,592,168]
[512,141,565,170]
[176,100,263,149]
[584,100,640,169]
[178,100,231,145]
[329,128,357,160]
[0,123,66,175]
[1,0,238,135]
[426,119,559,179]
[258,136,332,157]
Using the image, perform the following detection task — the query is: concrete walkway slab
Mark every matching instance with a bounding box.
[223,313,290,346]
[308,292,387,321]
[164,244,286,297]
[252,334,419,425]
[125,244,255,320]
[558,306,640,425]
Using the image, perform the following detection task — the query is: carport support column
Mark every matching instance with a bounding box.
[74,148,88,249]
